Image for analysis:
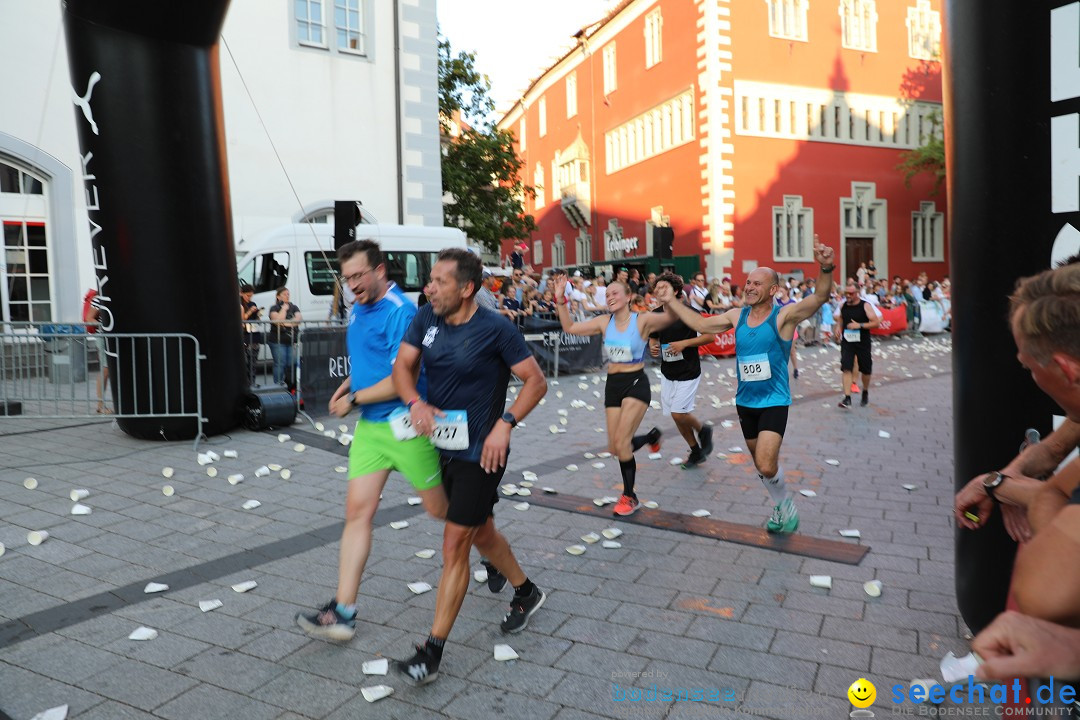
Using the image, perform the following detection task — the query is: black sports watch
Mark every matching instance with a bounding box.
[982,471,1008,503]
[501,411,518,428]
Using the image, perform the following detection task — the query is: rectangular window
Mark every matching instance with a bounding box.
[3,221,52,322]
[644,8,663,68]
[771,197,813,261]
[603,43,617,95]
[840,0,878,52]
[296,0,326,46]
[912,201,944,261]
[534,164,545,209]
[907,0,942,60]
[766,0,808,42]
[533,240,544,265]
[566,72,578,118]
[384,251,436,292]
[305,252,338,296]
[539,96,547,137]
[334,0,364,54]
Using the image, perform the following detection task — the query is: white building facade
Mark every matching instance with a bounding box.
[0,0,442,322]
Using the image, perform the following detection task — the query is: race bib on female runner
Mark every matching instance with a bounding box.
[738,354,772,382]
[661,343,683,363]
[843,328,862,343]
[606,343,633,363]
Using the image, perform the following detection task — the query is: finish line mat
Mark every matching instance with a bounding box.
[526,491,870,565]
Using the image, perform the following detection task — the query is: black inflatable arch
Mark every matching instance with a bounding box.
[64,0,243,438]
[947,0,1076,633]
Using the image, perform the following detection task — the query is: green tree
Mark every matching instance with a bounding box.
[438,36,534,254]
[897,109,945,194]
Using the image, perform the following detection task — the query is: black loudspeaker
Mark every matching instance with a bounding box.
[242,387,297,431]
[334,201,363,250]
[653,227,674,259]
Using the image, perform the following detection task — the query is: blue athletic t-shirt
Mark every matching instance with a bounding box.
[403,305,532,462]
[348,282,424,422]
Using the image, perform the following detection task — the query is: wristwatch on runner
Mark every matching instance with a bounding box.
[982,471,1008,503]
[501,411,518,428]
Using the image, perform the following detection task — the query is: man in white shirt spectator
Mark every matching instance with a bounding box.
[688,272,708,311]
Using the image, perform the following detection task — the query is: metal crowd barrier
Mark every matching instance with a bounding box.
[0,321,206,448]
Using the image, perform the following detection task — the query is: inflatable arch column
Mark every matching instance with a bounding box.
[63,0,243,438]
[947,1,1078,632]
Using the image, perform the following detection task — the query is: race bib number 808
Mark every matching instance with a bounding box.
[738,354,772,382]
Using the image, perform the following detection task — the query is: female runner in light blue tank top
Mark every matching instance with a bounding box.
[653,242,836,534]
[553,273,677,517]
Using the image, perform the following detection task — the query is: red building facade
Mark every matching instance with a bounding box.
[498,0,946,285]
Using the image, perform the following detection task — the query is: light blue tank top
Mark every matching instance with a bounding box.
[734,305,792,408]
[604,313,646,364]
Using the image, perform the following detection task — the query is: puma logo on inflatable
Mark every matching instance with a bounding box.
[73,72,102,136]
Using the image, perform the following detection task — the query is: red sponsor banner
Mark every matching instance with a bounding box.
[698,313,736,356]
[869,306,908,336]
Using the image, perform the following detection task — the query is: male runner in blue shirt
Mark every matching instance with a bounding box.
[295,239,448,640]
[391,247,548,685]
[658,240,835,533]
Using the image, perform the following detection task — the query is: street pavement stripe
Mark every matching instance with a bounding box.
[527,491,870,565]
[0,501,423,649]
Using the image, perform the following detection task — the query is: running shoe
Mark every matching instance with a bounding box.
[698,424,714,457]
[501,586,547,634]
[850,382,860,394]
[838,396,852,410]
[295,600,356,641]
[681,447,705,469]
[612,494,640,516]
[481,559,507,593]
[860,391,869,407]
[646,427,662,453]
[766,498,799,534]
[394,643,440,685]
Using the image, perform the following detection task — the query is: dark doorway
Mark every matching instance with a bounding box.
[845,237,874,283]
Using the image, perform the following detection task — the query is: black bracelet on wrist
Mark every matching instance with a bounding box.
[820,264,835,274]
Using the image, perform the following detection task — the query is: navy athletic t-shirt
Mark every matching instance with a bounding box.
[403,304,532,462]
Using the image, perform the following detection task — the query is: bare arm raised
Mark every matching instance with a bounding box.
[552,274,608,336]
[778,240,835,332]
[656,282,738,335]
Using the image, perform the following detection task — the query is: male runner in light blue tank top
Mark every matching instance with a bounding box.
[658,239,835,533]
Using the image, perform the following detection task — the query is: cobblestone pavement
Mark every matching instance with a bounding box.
[0,335,970,720]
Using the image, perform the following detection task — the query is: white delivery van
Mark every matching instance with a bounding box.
[236,223,468,317]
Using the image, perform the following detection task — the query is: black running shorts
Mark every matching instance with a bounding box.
[440,457,506,527]
[840,342,873,374]
[736,404,790,440]
[604,369,651,408]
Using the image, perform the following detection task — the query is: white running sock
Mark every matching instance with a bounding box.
[760,469,789,504]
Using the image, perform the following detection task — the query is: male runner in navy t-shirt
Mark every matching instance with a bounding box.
[391,247,548,685]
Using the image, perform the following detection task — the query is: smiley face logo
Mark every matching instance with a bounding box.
[848,678,876,708]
